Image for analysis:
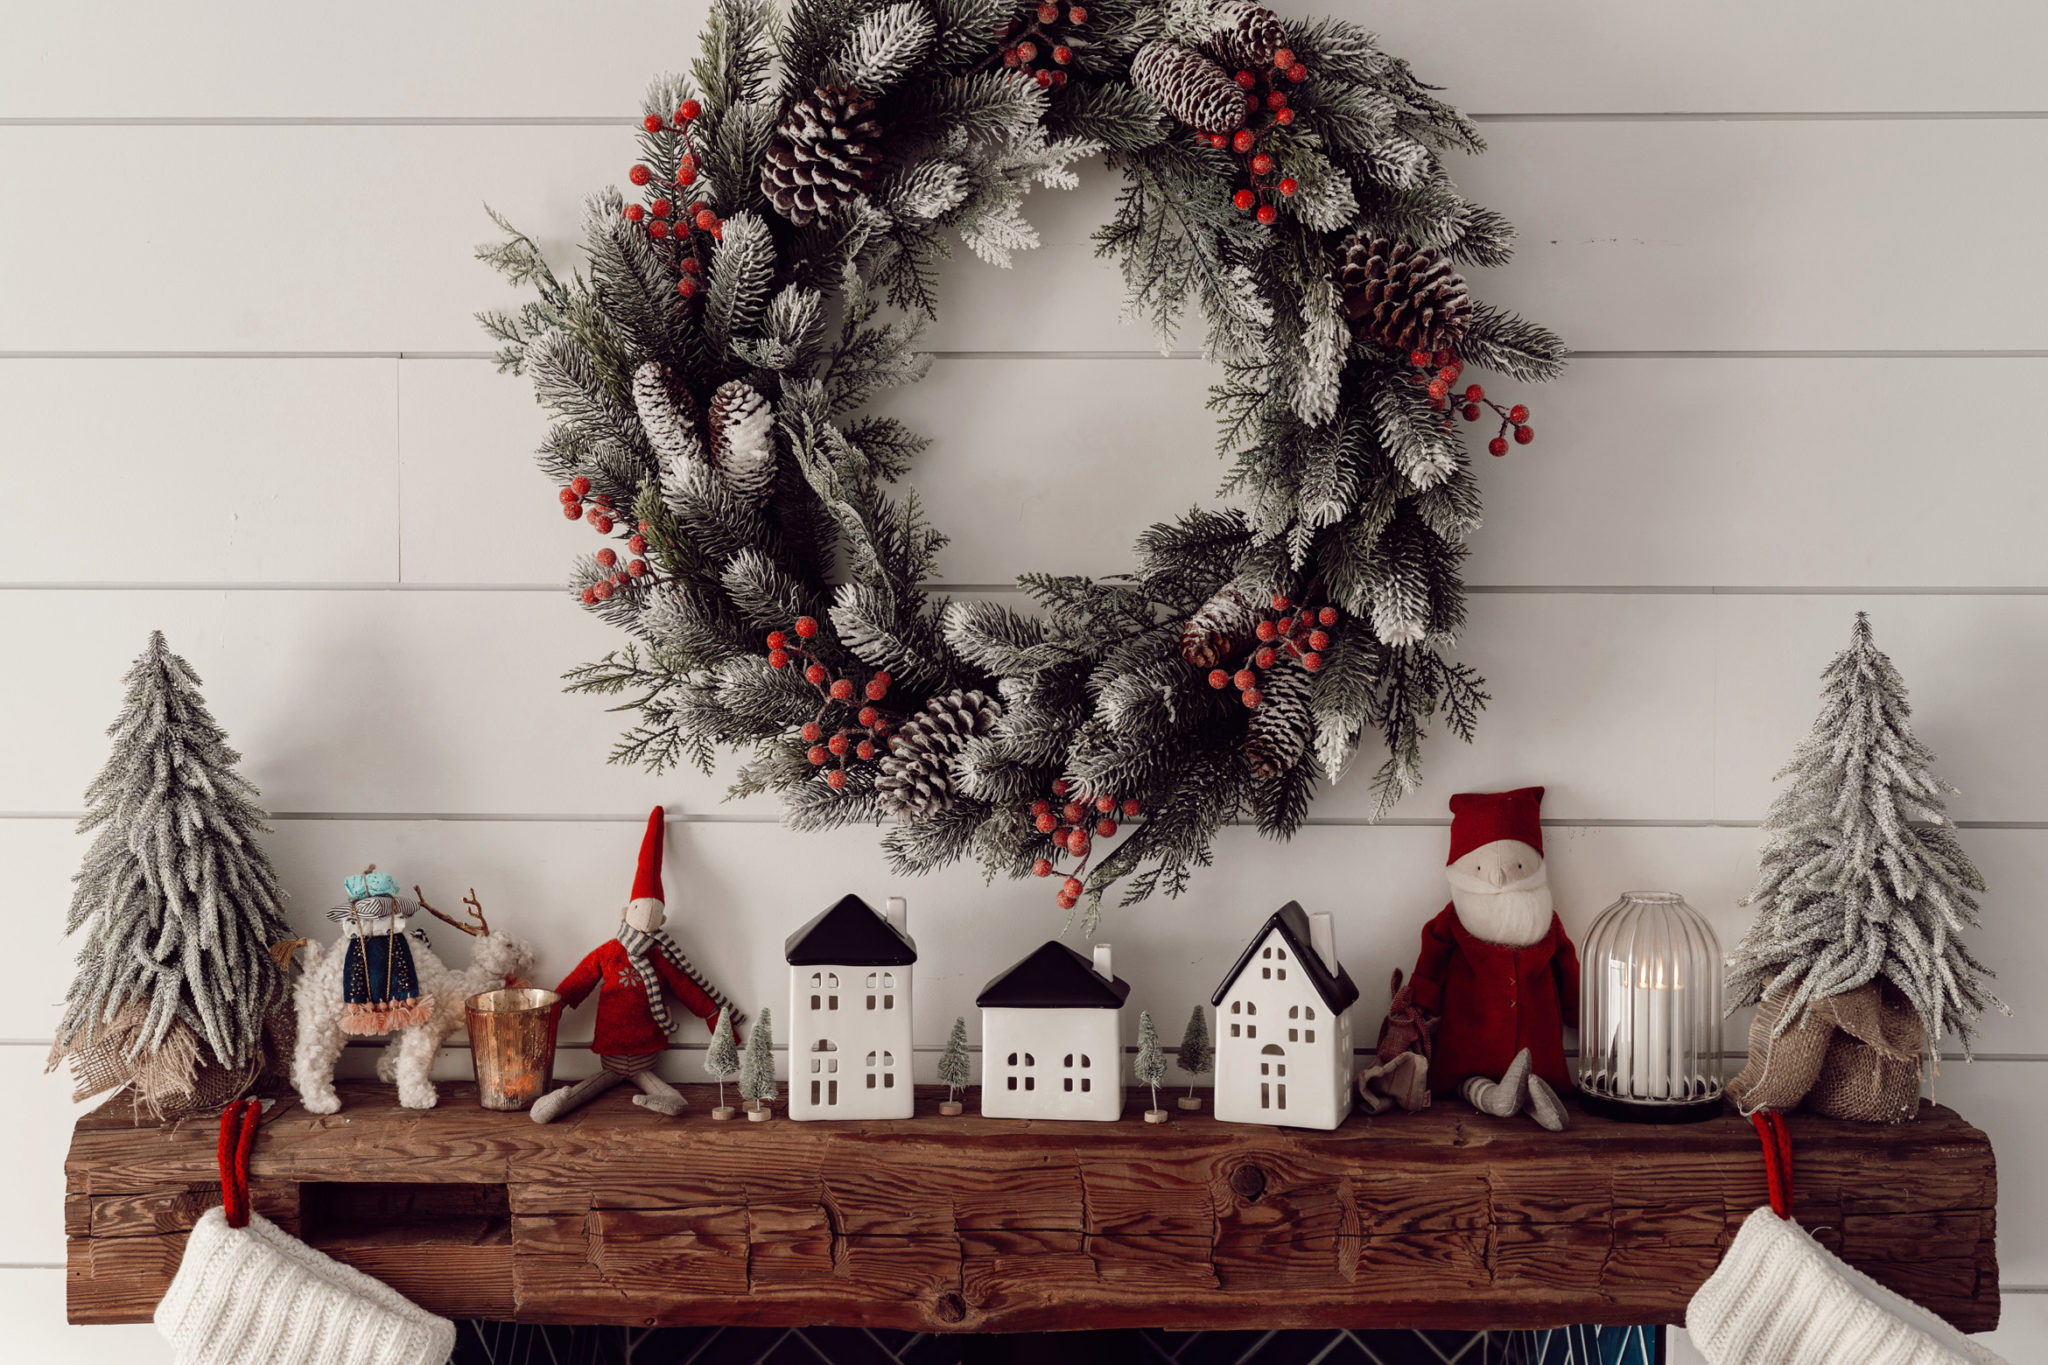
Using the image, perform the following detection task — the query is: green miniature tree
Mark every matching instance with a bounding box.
[1176,1005,1213,1102]
[1134,1011,1168,1116]
[703,1006,740,1112]
[937,1016,971,1107]
[739,1005,777,1112]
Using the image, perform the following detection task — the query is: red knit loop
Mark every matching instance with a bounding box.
[1751,1108,1793,1219]
[217,1100,260,1228]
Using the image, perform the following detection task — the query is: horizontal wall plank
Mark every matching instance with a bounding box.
[0,589,1716,822]
[8,3,2048,119]
[7,122,2048,354]
[0,1268,169,1363]
[3,1048,108,1266]
[0,589,766,819]
[13,818,2044,1057]
[0,359,398,585]
[408,354,2048,592]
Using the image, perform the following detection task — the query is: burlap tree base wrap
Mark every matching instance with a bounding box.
[1728,980,1924,1123]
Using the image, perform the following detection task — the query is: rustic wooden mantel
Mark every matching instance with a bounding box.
[65,1082,1999,1333]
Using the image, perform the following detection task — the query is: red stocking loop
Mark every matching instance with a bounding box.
[1750,1108,1793,1219]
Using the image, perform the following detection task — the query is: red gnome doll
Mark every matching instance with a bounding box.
[1382,787,1579,1131]
[531,807,741,1124]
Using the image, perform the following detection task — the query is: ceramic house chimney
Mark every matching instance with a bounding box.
[1092,943,1114,981]
[884,896,908,936]
[1309,911,1338,974]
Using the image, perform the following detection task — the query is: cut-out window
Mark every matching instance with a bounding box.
[1231,1001,1241,1015]
[1230,1023,1241,1037]
[1277,968,1287,980]
[828,995,839,1010]
[882,972,895,989]
[1245,1003,1256,1015]
[1305,1029,1315,1043]
[1261,967,1270,979]
[1305,1006,1316,1020]
[866,972,879,989]
[1247,1024,1257,1039]
[866,995,876,1010]
[1276,948,1287,962]
[883,994,894,1010]
[1289,1006,1299,1019]
[1261,947,1271,959]
[1288,1028,1298,1042]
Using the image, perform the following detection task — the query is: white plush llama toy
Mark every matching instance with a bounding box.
[292,878,534,1113]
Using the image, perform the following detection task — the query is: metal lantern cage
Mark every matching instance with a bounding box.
[1577,891,1724,1123]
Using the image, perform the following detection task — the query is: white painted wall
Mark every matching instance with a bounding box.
[5,1,2043,1357]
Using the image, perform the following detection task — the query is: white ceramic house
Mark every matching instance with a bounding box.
[786,893,917,1121]
[1211,901,1360,1130]
[976,941,1129,1121]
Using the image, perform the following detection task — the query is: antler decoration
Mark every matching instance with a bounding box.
[415,885,490,937]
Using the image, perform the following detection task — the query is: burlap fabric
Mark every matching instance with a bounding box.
[50,989,297,1121]
[1728,980,1924,1123]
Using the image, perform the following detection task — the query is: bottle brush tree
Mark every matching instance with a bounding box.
[937,1016,971,1104]
[1134,1010,1168,1113]
[1176,1004,1212,1099]
[48,631,292,1114]
[703,1005,741,1110]
[1727,613,2003,1054]
[739,1005,777,1108]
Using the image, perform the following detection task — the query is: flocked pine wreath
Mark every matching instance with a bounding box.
[479,0,1566,925]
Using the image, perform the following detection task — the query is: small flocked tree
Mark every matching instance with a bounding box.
[739,1005,777,1110]
[1727,614,2003,1054]
[704,1006,741,1110]
[1134,1010,1167,1115]
[1176,1004,1212,1101]
[49,632,292,1112]
[936,1016,971,1105]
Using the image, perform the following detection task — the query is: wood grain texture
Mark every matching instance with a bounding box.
[64,1081,1998,1332]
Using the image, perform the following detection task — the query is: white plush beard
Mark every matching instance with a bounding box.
[1446,866,1554,947]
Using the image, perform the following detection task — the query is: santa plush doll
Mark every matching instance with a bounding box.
[531,807,740,1124]
[1381,786,1580,1130]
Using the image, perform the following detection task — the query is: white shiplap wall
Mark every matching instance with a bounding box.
[8,3,2045,1358]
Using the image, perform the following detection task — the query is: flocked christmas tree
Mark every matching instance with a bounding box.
[48,632,292,1113]
[739,1005,777,1112]
[704,1005,741,1111]
[1727,614,2002,1055]
[1134,1009,1167,1116]
[937,1015,971,1106]
[1175,1004,1211,1102]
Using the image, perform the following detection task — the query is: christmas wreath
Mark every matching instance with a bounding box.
[480,0,1565,923]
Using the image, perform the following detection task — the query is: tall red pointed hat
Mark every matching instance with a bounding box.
[631,806,665,905]
[1446,786,1545,864]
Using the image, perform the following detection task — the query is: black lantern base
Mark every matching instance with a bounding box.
[1578,1090,1726,1125]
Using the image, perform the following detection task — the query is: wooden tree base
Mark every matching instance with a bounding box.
[65,1083,1998,1333]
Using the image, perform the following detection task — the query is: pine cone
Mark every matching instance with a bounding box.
[761,85,884,226]
[1179,583,1264,670]
[1243,665,1312,779]
[1335,234,1472,355]
[875,689,1004,821]
[707,379,776,505]
[1130,41,1247,134]
[1211,5,1288,71]
[633,361,706,468]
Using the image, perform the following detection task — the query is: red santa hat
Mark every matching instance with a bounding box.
[1446,787,1545,864]
[631,806,665,905]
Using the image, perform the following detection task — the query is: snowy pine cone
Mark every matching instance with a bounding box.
[1211,5,1289,70]
[1336,234,1472,356]
[761,86,884,226]
[1243,665,1312,779]
[1130,41,1247,134]
[1179,583,1264,670]
[875,689,1003,821]
[707,379,776,505]
[633,361,706,469]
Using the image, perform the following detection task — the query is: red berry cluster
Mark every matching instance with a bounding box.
[1206,593,1339,707]
[767,617,898,790]
[624,99,724,301]
[1201,47,1307,226]
[1028,779,1142,911]
[994,3,1088,89]
[1405,348,1534,456]
[558,475,656,604]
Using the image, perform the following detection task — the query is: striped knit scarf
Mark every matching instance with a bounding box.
[614,923,741,1033]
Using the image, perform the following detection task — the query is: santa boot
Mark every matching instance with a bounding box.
[1523,1074,1568,1131]
[1461,1047,1532,1118]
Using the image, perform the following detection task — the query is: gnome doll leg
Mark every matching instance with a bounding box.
[627,1069,688,1116]
[531,1068,625,1124]
[1461,1047,1533,1118]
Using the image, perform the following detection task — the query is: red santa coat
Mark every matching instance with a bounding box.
[1407,904,1581,1095]
[556,939,720,1056]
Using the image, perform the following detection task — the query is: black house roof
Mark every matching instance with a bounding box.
[784,894,918,966]
[975,941,1130,1010]
[1209,901,1361,1014]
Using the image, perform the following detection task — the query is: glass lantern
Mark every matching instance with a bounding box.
[1578,891,1724,1123]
